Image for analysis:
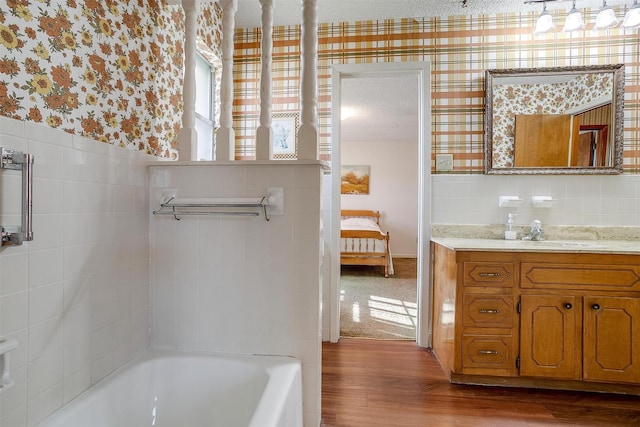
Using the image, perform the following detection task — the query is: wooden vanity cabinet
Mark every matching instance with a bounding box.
[432,244,640,394]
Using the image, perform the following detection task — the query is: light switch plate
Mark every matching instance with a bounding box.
[436,154,453,171]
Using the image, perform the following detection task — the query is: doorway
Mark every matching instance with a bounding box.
[329,62,432,347]
[339,75,419,340]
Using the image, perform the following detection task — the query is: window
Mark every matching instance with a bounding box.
[195,53,216,160]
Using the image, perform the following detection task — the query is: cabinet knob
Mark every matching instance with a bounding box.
[564,303,572,310]
[592,303,600,310]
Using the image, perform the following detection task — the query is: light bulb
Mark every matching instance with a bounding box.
[622,1,640,29]
[594,2,619,30]
[534,7,554,35]
[563,4,585,32]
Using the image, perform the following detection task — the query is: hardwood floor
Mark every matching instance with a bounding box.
[321,339,640,426]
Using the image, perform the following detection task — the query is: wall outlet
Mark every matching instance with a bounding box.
[436,154,453,171]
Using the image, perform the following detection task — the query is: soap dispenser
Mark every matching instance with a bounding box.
[505,213,517,240]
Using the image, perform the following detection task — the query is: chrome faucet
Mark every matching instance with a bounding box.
[522,220,544,241]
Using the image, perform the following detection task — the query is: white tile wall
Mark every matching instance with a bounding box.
[432,174,640,228]
[0,116,152,427]
[149,162,324,427]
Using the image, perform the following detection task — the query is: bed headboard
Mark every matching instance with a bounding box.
[340,210,380,225]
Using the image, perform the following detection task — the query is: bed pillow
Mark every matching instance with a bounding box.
[340,217,381,231]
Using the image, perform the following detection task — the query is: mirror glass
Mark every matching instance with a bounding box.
[485,64,624,174]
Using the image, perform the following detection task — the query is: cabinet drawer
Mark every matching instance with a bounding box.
[521,262,640,291]
[462,294,514,328]
[461,335,515,373]
[463,262,515,287]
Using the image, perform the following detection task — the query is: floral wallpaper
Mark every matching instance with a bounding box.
[0,0,222,159]
[491,73,613,168]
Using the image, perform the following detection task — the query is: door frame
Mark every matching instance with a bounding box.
[329,62,432,347]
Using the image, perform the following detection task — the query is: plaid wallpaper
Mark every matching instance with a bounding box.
[233,6,640,173]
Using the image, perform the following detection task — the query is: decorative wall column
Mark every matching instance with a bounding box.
[297,0,318,160]
[216,0,238,161]
[255,0,274,160]
[177,0,199,161]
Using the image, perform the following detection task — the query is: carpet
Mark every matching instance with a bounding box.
[340,258,417,340]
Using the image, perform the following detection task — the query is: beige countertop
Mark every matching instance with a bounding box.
[431,237,640,254]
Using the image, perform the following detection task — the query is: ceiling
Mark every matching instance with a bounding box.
[164,1,624,29]
[232,0,612,29]
[340,76,419,143]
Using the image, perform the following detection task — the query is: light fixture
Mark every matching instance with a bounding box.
[563,0,585,32]
[341,106,358,121]
[622,0,640,28]
[534,2,555,34]
[594,0,619,30]
[527,0,638,33]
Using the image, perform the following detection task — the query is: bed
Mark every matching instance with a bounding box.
[340,210,394,277]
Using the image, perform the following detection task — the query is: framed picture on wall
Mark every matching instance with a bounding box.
[272,112,298,159]
[341,165,370,194]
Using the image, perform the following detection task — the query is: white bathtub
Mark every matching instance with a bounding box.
[37,348,303,427]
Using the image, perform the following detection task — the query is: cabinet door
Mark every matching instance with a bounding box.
[514,114,572,167]
[520,295,581,379]
[584,296,640,383]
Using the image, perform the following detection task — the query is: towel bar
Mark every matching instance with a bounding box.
[152,188,284,221]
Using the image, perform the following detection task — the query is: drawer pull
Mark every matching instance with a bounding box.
[479,309,500,314]
[477,350,499,355]
[479,273,501,277]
